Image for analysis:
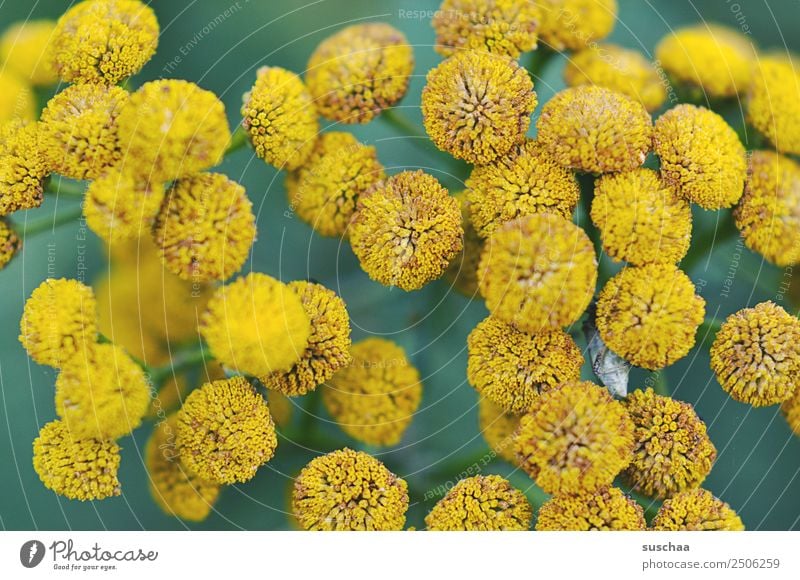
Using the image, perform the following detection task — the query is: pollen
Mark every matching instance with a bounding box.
[467,315,583,414]
[0,219,21,270]
[306,23,413,124]
[292,448,409,530]
[478,397,521,465]
[176,376,278,485]
[537,0,618,52]
[422,50,536,165]
[0,20,58,86]
[445,192,484,296]
[710,301,800,407]
[0,120,48,216]
[596,265,705,370]
[424,475,532,531]
[349,170,463,291]
[651,488,744,530]
[747,56,800,155]
[537,85,652,174]
[535,486,646,530]
[478,213,597,332]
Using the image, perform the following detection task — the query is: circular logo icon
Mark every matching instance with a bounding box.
[20,540,46,568]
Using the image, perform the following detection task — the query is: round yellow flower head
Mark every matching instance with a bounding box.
[152,172,255,283]
[33,420,121,501]
[432,0,541,58]
[0,70,35,122]
[85,169,165,243]
[422,50,536,165]
[538,0,617,51]
[0,120,47,216]
[242,66,319,170]
[514,380,634,494]
[0,20,58,86]
[117,80,231,181]
[748,56,800,155]
[323,338,422,447]
[651,488,744,531]
[200,273,311,376]
[176,376,277,485]
[655,25,755,99]
[653,104,746,209]
[445,192,484,296]
[146,414,220,522]
[591,168,692,266]
[55,343,150,440]
[710,301,800,407]
[20,278,97,368]
[564,43,667,112]
[52,0,158,85]
[306,23,413,123]
[478,397,521,464]
[781,391,800,436]
[286,132,385,237]
[466,139,580,238]
[39,84,129,181]
[623,388,716,499]
[537,85,652,174]
[293,448,409,530]
[596,265,705,370]
[535,486,646,530]
[261,281,352,397]
[424,475,532,531]
[478,213,597,332]
[350,170,463,292]
[467,315,583,414]
[735,151,800,266]
[0,219,21,270]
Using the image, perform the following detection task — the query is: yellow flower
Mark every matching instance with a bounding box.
[306,23,413,123]
[467,315,583,414]
[656,25,755,99]
[710,301,800,407]
[514,380,634,494]
[261,281,352,397]
[153,173,255,283]
[242,66,319,170]
[653,104,746,209]
[84,169,165,243]
[292,448,409,530]
[623,388,716,499]
[538,0,618,52]
[285,132,385,237]
[478,397,521,464]
[535,486,646,530]
[350,170,463,291]
[0,219,21,270]
[564,43,666,112]
[748,56,800,155]
[39,84,129,181]
[445,192,484,296]
[0,20,58,86]
[781,390,800,436]
[322,338,422,447]
[52,0,159,85]
[20,278,97,368]
[422,50,536,165]
[425,475,532,531]
[176,376,278,485]
[200,273,311,376]
[591,168,692,266]
[0,70,35,122]
[537,85,652,174]
[0,120,47,216]
[478,213,597,332]
[735,151,800,266]
[596,265,705,370]
[117,80,231,181]
[33,420,121,501]
[466,138,580,238]
[55,343,150,440]
[651,488,744,531]
[146,414,220,522]
[432,0,540,58]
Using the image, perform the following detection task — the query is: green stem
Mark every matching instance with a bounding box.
[14,205,83,237]
[45,178,86,198]
[149,344,214,387]
[526,47,555,79]
[697,317,722,343]
[226,124,249,155]
[653,371,670,397]
[381,108,428,140]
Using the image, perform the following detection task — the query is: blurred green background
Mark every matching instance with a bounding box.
[1,0,799,530]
